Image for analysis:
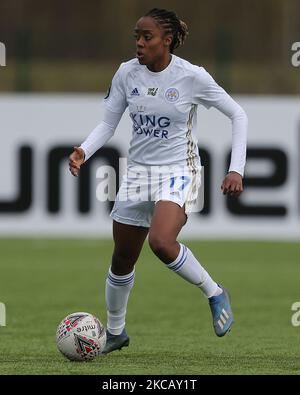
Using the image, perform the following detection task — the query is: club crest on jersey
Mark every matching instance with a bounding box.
[165,87,179,102]
[147,87,159,96]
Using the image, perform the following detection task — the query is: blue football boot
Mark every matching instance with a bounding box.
[101,329,130,354]
[208,285,233,337]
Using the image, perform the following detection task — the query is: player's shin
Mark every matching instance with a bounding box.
[105,267,135,335]
[166,243,222,298]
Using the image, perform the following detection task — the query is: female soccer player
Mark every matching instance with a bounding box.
[69,8,247,354]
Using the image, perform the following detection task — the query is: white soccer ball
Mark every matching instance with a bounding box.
[56,312,106,361]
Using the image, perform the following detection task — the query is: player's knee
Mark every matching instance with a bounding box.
[148,235,172,258]
[112,251,136,271]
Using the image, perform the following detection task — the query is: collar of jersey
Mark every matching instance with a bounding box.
[144,54,175,77]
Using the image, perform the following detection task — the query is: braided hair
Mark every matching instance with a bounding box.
[145,8,188,53]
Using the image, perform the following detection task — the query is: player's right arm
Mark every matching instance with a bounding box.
[69,64,127,177]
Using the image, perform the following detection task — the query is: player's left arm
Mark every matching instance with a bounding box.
[215,96,247,197]
[192,68,248,197]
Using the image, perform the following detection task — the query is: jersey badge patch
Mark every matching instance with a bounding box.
[147,87,159,96]
[165,88,179,102]
[137,105,146,112]
[131,88,140,96]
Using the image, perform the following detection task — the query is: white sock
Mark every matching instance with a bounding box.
[166,244,222,298]
[105,267,135,335]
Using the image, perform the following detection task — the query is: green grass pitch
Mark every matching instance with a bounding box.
[0,238,300,375]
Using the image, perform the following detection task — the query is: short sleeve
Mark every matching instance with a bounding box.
[192,67,227,109]
[104,64,128,114]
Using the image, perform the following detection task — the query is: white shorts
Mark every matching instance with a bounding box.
[110,164,202,228]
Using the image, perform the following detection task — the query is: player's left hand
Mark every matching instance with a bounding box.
[221,171,243,197]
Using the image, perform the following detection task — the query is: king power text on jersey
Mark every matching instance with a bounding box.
[130,113,170,139]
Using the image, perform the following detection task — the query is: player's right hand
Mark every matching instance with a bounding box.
[69,146,85,177]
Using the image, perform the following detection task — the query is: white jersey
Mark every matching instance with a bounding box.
[81,54,247,176]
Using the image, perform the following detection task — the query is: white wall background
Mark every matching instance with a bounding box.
[0,94,299,239]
